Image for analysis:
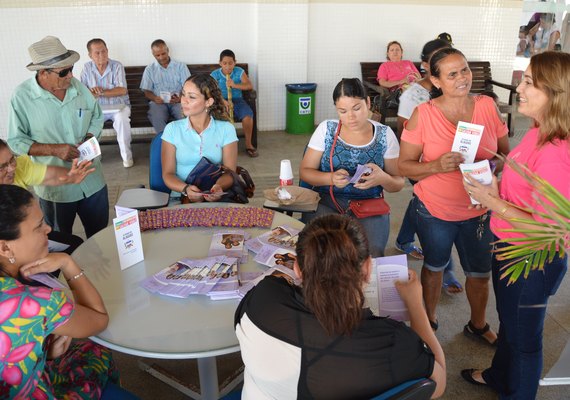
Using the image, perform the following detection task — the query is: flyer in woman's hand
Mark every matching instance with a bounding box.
[452,121,484,164]
[459,160,493,204]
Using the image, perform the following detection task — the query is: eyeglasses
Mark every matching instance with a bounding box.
[47,66,73,78]
[0,156,16,173]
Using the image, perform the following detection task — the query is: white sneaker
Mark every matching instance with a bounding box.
[123,159,134,168]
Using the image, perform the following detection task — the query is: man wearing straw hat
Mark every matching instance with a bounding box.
[8,36,109,238]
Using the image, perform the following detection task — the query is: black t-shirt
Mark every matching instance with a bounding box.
[235,276,435,399]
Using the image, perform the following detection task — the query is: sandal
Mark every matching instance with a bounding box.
[246,148,259,158]
[395,241,424,260]
[461,369,487,386]
[463,321,498,347]
[442,274,463,295]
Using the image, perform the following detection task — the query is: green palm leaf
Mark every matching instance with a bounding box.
[494,156,569,284]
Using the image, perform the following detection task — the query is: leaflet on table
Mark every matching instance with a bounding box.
[77,136,102,163]
[348,164,373,184]
[140,256,239,298]
[237,265,299,298]
[208,230,249,263]
[363,255,409,321]
[112,206,144,270]
[459,160,493,205]
[253,244,297,272]
[245,225,301,254]
[451,121,484,164]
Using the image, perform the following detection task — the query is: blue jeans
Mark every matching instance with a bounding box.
[483,240,567,399]
[148,102,183,133]
[40,185,109,238]
[414,197,492,277]
[301,194,390,257]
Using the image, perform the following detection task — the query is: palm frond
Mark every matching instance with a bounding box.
[493,156,569,284]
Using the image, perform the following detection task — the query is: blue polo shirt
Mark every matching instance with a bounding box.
[162,116,238,181]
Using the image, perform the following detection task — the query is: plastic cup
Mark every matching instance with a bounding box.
[280,160,294,186]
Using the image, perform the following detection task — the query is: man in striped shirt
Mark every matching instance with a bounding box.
[81,38,133,168]
[140,39,190,134]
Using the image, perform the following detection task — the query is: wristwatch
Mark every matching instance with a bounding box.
[182,184,190,197]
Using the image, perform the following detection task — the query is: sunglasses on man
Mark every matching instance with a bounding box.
[47,66,73,78]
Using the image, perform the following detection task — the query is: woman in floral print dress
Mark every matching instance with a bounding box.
[0,184,120,399]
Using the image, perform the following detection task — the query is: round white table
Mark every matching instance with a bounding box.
[72,204,304,399]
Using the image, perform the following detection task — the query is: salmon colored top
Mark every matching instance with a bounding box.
[401,95,508,221]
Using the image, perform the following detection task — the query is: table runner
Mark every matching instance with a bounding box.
[138,207,274,231]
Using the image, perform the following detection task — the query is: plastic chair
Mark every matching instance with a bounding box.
[149,131,171,194]
[371,378,436,400]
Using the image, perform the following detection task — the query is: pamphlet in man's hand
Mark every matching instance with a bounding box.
[452,121,484,164]
[78,136,101,163]
[459,160,493,205]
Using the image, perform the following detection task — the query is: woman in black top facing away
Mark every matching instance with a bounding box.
[235,214,446,399]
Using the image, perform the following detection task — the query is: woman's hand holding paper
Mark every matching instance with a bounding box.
[462,173,500,210]
[331,169,350,189]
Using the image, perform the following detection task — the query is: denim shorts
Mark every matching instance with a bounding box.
[413,197,492,277]
[232,98,253,120]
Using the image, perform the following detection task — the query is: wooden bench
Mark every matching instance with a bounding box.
[103,63,257,147]
[360,61,517,135]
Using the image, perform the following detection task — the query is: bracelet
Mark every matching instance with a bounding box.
[499,205,509,217]
[66,270,85,283]
[181,184,190,197]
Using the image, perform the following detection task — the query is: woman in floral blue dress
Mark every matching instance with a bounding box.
[0,184,120,399]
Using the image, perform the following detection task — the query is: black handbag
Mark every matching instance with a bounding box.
[185,157,224,191]
[184,157,255,204]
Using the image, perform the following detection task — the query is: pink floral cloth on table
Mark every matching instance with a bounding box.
[138,207,275,231]
[0,277,119,399]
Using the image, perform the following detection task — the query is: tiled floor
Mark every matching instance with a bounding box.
[86,117,568,399]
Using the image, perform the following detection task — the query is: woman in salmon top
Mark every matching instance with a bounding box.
[398,47,510,342]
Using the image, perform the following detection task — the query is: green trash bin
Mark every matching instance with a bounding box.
[285,83,317,134]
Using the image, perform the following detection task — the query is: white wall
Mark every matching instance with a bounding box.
[0,0,522,139]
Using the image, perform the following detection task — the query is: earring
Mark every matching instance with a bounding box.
[8,256,15,264]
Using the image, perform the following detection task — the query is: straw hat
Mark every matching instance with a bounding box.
[26,36,79,71]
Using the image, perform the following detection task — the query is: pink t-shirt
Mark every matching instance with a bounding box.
[491,128,570,241]
[401,95,508,221]
[377,61,419,89]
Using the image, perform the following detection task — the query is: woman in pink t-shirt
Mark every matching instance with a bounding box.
[376,41,421,92]
[399,48,510,345]
[461,52,570,399]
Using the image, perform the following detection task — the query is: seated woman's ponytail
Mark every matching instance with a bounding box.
[295,215,370,336]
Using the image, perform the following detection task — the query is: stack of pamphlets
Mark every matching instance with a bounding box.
[140,256,238,298]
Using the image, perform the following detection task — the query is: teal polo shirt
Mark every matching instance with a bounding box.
[8,77,105,202]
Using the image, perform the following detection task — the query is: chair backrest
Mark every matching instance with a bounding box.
[370,378,436,400]
[149,132,171,194]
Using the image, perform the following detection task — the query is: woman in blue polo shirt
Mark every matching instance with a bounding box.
[161,74,238,202]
